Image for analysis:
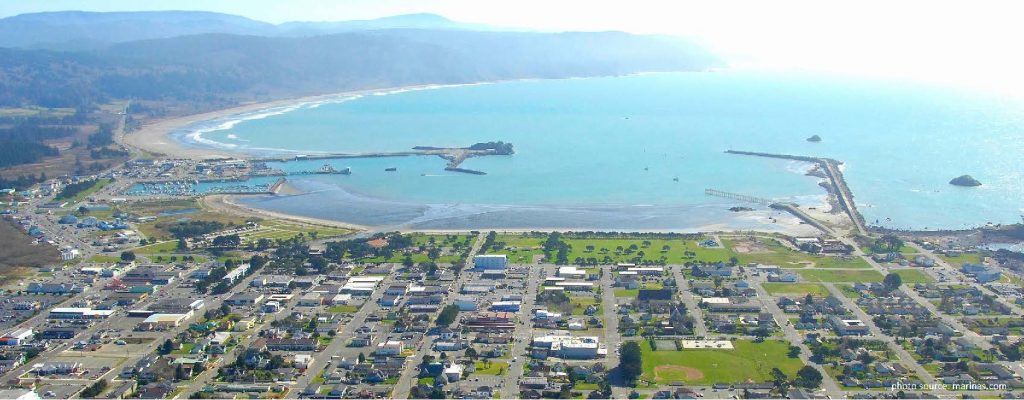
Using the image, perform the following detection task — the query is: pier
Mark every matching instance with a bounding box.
[725,150,867,235]
[704,189,773,206]
[704,188,835,235]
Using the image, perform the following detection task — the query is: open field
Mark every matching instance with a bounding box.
[890,268,935,284]
[796,269,884,283]
[134,240,180,254]
[474,360,509,375]
[360,234,471,264]
[483,234,547,263]
[762,282,831,297]
[614,282,664,298]
[562,237,734,265]
[937,252,984,266]
[0,219,60,285]
[56,178,114,203]
[728,237,870,269]
[640,339,804,385]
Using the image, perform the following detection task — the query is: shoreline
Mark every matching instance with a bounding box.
[120,82,501,160]
[201,193,367,232]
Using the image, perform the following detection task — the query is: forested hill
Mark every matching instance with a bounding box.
[0,29,720,109]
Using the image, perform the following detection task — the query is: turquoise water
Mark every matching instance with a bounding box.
[178,71,1024,231]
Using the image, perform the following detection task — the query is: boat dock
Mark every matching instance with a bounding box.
[725,150,867,235]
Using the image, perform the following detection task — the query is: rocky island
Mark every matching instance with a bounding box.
[949,175,982,187]
[806,134,822,142]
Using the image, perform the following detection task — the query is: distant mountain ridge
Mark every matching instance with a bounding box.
[0,10,722,115]
[0,10,506,50]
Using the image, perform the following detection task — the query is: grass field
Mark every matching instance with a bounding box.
[762,283,831,297]
[728,238,870,269]
[134,240,180,254]
[570,298,603,316]
[639,339,804,385]
[56,178,113,203]
[0,219,60,285]
[796,269,884,283]
[562,237,734,265]
[474,360,509,375]
[614,282,665,298]
[326,305,360,313]
[88,254,122,264]
[890,269,935,284]
[484,234,547,263]
[937,252,984,266]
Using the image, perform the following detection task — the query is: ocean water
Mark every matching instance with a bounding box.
[176,71,1024,231]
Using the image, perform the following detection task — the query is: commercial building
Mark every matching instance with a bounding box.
[489,301,521,312]
[138,313,190,330]
[0,328,33,346]
[48,308,114,320]
[473,255,507,270]
[532,333,600,359]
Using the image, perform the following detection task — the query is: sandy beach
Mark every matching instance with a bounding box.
[119,83,475,160]
[201,193,367,232]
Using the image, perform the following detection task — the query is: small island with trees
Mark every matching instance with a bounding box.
[806,134,822,142]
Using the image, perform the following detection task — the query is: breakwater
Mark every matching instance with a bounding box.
[250,144,505,176]
[726,150,867,235]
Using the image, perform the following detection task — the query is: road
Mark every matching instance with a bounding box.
[670,266,708,337]
[500,265,541,399]
[752,279,843,397]
[391,232,487,399]
[823,283,949,395]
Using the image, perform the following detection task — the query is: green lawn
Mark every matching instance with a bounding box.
[484,234,547,263]
[56,178,113,203]
[639,339,804,385]
[762,283,830,297]
[890,269,935,284]
[562,237,735,265]
[88,254,122,263]
[571,298,603,316]
[326,305,360,313]
[614,282,665,298]
[937,252,984,266]
[729,238,869,269]
[796,269,884,283]
[474,360,509,376]
[172,343,196,355]
[134,241,181,254]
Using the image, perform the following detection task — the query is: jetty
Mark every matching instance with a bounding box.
[725,150,867,235]
[250,142,512,176]
[704,188,836,235]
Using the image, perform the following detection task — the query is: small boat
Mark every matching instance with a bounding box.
[385,167,397,172]
[673,177,679,182]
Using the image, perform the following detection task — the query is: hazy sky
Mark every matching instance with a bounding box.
[3,0,1023,93]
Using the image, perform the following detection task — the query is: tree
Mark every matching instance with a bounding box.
[620,341,643,385]
[465,347,478,360]
[883,272,903,292]
[160,339,175,355]
[788,345,802,358]
[771,368,790,395]
[795,366,823,388]
[120,251,136,262]
[436,305,459,326]
[80,379,108,398]
[402,254,414,267]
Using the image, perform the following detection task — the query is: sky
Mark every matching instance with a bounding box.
[3,0,1024,94]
